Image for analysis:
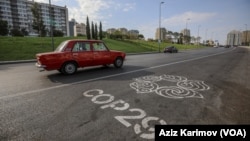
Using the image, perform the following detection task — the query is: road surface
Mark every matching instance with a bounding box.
[0,46,249,141]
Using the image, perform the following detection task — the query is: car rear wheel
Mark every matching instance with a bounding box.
[62,62,77,75]
[114,57,123,68]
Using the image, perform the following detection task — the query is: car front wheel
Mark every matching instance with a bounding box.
[62,62,77,75]
[114,57,123,68]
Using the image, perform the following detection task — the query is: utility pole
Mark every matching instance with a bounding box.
[49,0,54,51]
[197,25,200,46]
[158,1,164,53]
[205,28,208,46]
[185,18,190,49]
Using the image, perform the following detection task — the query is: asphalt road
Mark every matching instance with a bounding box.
[0,46,250,141]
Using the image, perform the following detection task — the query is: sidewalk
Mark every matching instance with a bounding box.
[0,52,160,65]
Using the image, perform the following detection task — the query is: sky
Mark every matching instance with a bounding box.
[34,0,250,44]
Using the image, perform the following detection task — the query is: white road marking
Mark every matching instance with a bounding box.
[130,74,210,99]
[0,48,235,100]
[83,89,167,139]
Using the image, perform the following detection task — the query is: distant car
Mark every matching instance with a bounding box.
[163,46,178,53]
[36,40,126,75]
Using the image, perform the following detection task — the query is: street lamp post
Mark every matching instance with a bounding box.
[197,25,201,45]
[158,1,164,53]
[49,0,54,51]
[185,18,190,48]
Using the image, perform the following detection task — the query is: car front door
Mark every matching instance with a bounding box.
[71,41,93,67]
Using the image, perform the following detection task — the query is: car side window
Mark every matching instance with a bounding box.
[93,42,108,51]
[72,42,91,52]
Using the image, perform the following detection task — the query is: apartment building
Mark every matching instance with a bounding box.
[76,23,86,36]
[68,18,86,37]
[242,30,250,46]
[128,30,139,36]
[117,28,128,35]
[181,28,191,44]
[0,0,69,36]
[0,0,28,31]
[181,28,191,37]
[106,28,116,34]
[227,30,242,46]
[68,18,76,36]
[155,27,167,40]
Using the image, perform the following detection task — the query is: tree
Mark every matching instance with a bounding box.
[31,2,46,37]
[94,23,98,40]
[113,30,123,40]
[183,35,191,44]
[179,33,183,44]
[191,36,196,44]
[86,16,91,39]
[0,20,8,36]
[21,28,29,36]
[173,32,179,43]
[91,21,94,39]
[53,30,64,37]
[196,36,201,44]
[99,21,103,40]
[138,34,144,39]
[10,29,23,37]
[167,30,173,35]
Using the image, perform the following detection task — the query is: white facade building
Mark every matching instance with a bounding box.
[227,30,242,46]
[0,0,69,36]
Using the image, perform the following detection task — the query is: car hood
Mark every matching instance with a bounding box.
[110,50,126,55]
[110,50,124,53]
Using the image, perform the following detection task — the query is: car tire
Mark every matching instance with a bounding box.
[57,69,62,73]
[62,62,77,75]
[114,57,123,68]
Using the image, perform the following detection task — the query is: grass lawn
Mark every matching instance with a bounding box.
[0,36,205,61]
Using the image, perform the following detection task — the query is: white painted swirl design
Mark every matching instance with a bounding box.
[155,86,203,99]
[177,80,210,91]
[160,74,187,82]
[130,81,159,94]
[130,74,210,99]
[135,75,162,82]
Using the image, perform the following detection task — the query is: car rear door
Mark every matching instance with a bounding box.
[92,42,112,65]
[71,41,93,67]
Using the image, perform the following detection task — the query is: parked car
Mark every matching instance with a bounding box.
[36,40,126,75]
[163,46,178,53]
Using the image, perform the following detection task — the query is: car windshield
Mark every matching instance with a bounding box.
[54,41,68,52]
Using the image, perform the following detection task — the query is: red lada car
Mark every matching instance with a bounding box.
[36,40,126,74]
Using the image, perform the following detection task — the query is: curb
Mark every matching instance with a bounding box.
[0,59,36,65]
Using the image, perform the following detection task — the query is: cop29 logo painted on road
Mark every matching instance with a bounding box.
[130,74,210,99]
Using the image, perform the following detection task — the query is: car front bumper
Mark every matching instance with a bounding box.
[35,62,46,68]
